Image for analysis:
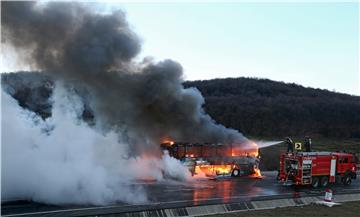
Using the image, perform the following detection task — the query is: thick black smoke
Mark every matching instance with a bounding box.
[2,1,248,152]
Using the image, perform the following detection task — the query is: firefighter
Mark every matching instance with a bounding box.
[285,137,294,153]
[304,136,312,152]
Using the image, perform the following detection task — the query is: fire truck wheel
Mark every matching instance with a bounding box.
[311,177,320,188]
[343,175,352,186]
[232,169,240,177]
[320,176,329,187]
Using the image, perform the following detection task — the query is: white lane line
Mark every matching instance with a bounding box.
[2,193,295,217]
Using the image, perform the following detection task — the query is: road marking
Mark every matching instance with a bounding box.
[2,193,295,217]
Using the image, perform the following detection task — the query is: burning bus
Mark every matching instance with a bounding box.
[161,141,261,178]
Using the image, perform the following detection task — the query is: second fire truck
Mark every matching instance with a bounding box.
[278,151,357,187]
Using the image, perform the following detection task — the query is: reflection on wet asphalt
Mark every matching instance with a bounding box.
[142,171,360,206]
[2,171,359,216]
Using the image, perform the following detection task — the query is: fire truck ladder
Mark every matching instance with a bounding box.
[302,160,312,185]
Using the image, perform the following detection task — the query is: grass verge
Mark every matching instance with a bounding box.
[208,201,360,217]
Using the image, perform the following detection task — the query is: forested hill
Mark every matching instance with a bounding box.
[184,78,360,139]
[2,73,360,139]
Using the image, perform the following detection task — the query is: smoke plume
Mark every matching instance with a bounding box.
[2,83,191,204]
[2,1,247,146]
[1,1,249,204]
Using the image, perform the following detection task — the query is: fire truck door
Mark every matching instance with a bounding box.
[330,158,336,183]
[337,157,348,174]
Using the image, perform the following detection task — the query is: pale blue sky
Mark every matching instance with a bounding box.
[116,2,359,95]
[2,2,359,95]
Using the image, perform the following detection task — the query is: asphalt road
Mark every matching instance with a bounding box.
[2,171,360,217]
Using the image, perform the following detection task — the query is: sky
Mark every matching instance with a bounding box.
[119,2,360,96]
[2,1,359,95]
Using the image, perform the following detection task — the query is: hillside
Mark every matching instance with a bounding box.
[2,73,360,140]
[184,78,360,139]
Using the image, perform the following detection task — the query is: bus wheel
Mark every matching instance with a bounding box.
[343,175,352,186]
[320,176,329,187]
[311,177,319,188]
[232,169,240,177]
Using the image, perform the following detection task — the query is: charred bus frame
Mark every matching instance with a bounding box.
[161,142,260,176]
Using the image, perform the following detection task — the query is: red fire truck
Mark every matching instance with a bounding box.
[278,152,357,187]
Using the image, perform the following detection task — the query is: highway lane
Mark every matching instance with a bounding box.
[2,171,360,216]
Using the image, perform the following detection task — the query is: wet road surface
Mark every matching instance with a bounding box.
[2,171,360,216]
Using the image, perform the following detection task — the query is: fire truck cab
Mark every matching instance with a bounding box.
[278,152,357,187]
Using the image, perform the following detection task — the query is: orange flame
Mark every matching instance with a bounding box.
[195,164,233,177]
[230,140,259,157]
[251,168,262,178]
[162,139,174,145]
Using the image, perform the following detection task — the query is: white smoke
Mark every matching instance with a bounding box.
[1,83,191,205]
